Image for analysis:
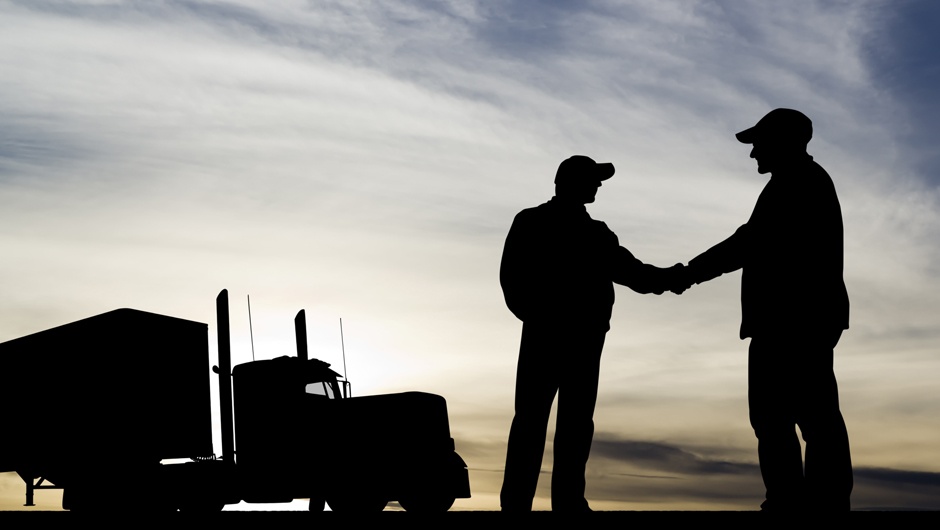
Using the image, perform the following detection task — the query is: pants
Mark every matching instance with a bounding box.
[500,321,606,511]
[748,331,853,511]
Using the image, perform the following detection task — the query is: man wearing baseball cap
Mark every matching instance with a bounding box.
[678,109,853,511]
[499,155,684,512]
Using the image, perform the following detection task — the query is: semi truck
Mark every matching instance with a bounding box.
[0,289,470,512]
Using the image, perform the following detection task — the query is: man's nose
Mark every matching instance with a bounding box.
[750,147,757,158]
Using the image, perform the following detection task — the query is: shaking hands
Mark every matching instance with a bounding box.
[666,263,694,295]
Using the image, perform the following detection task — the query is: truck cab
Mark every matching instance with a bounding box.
[232,354,470,512]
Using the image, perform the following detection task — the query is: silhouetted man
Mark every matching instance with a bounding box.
[500,155,682,512]
[678,109,853,511]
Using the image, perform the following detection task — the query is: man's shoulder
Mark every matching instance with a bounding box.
[513,200,553,221]
[507,203,550,236]
[806,158,834,179]
[511,200,614,233]
[799,159,841,200]
[793,157,833,182]
[522,201,552,214]
[773,158,837,197]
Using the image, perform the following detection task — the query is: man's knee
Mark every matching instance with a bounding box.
[750,412,796,440]
[798,410,849,444]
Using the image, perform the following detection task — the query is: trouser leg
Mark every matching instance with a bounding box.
[797,338,853,511]
[551,332,604,511]
[749,333,853,511]
[500,325,560,511]
[749,338,804,510]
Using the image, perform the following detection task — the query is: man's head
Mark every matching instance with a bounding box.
[554,155,615,204]
[736,108,812,174]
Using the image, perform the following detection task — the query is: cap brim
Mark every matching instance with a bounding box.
[595,162,615,181]
[735,126,757,144]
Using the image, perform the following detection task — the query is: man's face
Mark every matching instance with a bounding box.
[555,173,603,204]
[749,140,781,174]
[749,138,804,174]
[573,177,602,203]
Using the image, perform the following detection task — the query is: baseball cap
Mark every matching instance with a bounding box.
[554,155,615,184]
[735,108,813,145]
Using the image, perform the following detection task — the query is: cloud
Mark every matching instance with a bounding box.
[855,467,940,488]
[587,436,940,510]
[862,0,940,185]
[852,466,940,511]
[591,436,757,476]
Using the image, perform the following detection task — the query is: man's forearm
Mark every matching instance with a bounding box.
[686,224,748,284]
[611,247,674,294]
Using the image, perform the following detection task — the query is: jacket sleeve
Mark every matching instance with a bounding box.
[607,232,672,295]
[499,211,534,321]
[687,224,748,284]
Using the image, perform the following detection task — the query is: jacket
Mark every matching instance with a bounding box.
[500,197,670,331]
[688,155,850,339]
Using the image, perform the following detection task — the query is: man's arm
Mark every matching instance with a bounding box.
[499,211,535,321]
[683,223,749,286]
[610,245,686,295]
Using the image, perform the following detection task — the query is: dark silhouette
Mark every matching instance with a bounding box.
[499,155,684,512]
[676,109,853,511]
[0,290,470,512]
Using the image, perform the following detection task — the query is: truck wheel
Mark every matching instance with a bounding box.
[326,495,387,513]
[398,495,455,513]
[309,496,325,511]
[61,487,79,511]
[178,502,225,512]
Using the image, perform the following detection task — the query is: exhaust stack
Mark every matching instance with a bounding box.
[294,310,308,361]
[216,289,236,465]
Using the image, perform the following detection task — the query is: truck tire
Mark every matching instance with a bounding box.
[398,495,455,513]
[309,496,325,512]
[178,501,225,512]
[326,495,387,513]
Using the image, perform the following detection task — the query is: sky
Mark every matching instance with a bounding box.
[1,0,938,512]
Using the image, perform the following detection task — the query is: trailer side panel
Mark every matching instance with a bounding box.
[0,309,212,479]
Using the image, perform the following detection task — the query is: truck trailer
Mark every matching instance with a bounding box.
[0,289,470,512]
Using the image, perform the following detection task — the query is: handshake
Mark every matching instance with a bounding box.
[662,263,694,295]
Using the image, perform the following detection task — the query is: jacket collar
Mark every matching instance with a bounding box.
[547,196,590,218]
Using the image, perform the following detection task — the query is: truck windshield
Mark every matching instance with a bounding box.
[305,382,336,399]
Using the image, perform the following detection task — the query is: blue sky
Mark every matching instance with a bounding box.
[865,1,940,182]
[1,1,938,511]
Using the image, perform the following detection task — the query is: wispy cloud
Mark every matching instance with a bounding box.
[591,436,757,476]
